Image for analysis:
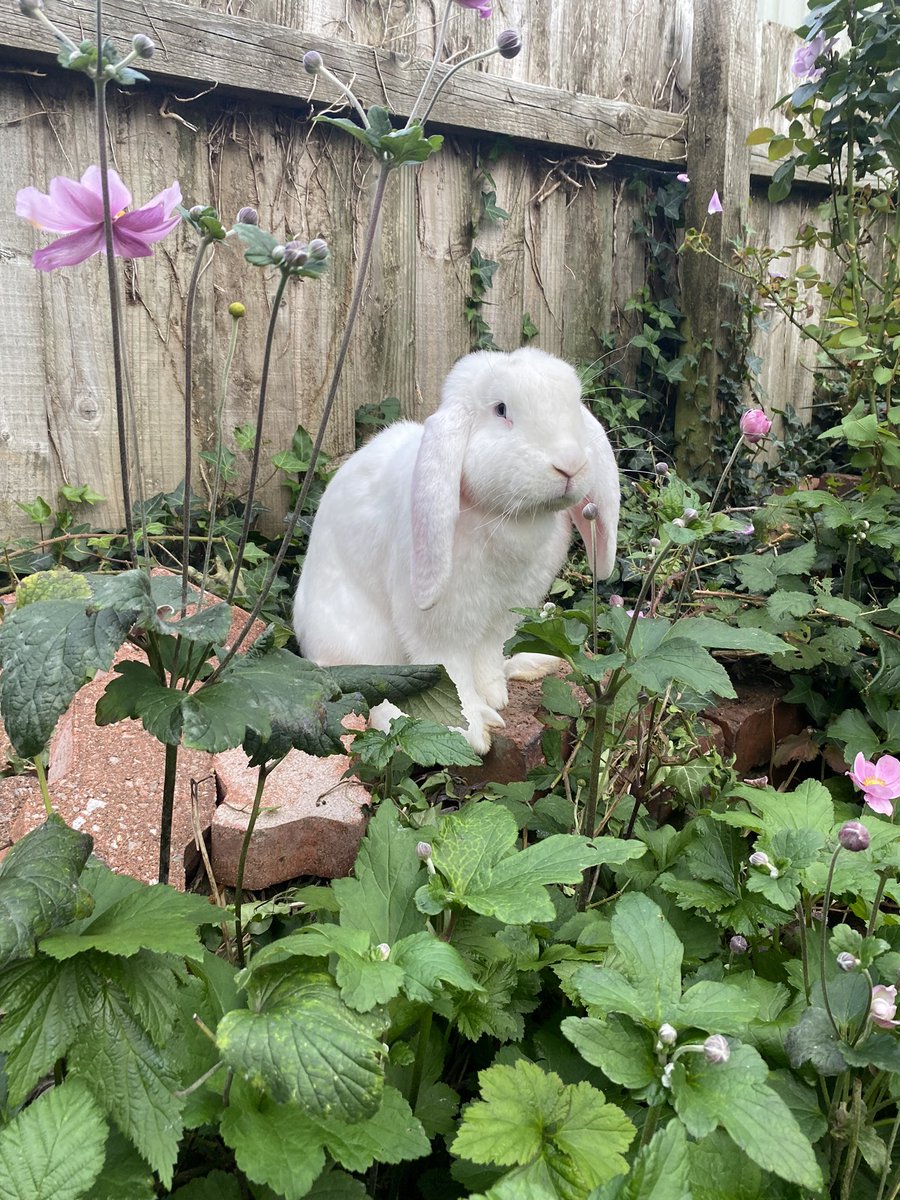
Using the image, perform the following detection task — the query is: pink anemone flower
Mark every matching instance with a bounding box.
[847,752,900,816]
[454,0,492,16]
[870,985,899,1029]
[16,166,182,272]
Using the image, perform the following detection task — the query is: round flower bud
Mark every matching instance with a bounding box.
[660,1062,674,1088]
[18,0,44,16]
[282,240,309,267]
[748,851,770,869]
[609,594,625,608]
[729,935,748,955]
[837,952,860,972]
[131,33,155,58]
[228,302,246,319]
[307,237,329,261]
[682,508,698,523]
[189,204,206,219]
[649,537,661,548]
[236,206,259,226]
[703,1034,730,1064]
[375,943,391,960]
[838,821,870,852]
[739,408,773,444]
[270,244,286,263]
[654,461,669,476]
[672,517,685,528]
[416,841,432,861]
[657,1023,677,1045]
[581,502,598,522]
[496,29,522,58]
[303,49,323,74]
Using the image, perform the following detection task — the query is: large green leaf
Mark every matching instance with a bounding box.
[253,925,405,1012]
[40,883,214,961]
[312,1084,430,1171]
[628,637,736,700]
[68,983,184,1187]
[216,966,384,1121]
[89,1128,156,1200]
[0,1077,107,1200]
[673,981,759,1033]
[390,931,481,1003]
[671,1041,821,1191]
[452,1059,634,1198]
[331,800,426,943]
[592,1119,691,1200]
[561,1014,657,1089]
[324,663,444,706]
[219,1078,327,1200]
[669,618,790,655]
[0,815,93,965]
[0,598,132,756]
[169,1170,244,1200]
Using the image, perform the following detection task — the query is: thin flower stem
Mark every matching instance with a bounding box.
[407,1006,433,1115]
[866,868,891,937]
[33,756,53,816]
[199,311,242,608]
[226,269,291,606]
[876,1107,900,1200]
[210,161,394,674]
[181,235,215,615]
[819,845,843,1038]
[93,26,136,565]
[420,47,501,125]
[33,7,78,51]
[319,65,370,128]
[233,765,270,969]
[408,0,454,125]
[673,435,744,613]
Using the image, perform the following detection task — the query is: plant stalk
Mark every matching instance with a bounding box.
[158,741,179,884]
[181,234,215,615]
[233,765,270,968]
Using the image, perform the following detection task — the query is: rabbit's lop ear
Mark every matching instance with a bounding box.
[569,405,621,579]
[411,406,471,609]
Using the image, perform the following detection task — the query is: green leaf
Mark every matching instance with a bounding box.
[390,930,482,1002]
[392,716,481,766]
[452,1059,634,1197]
[379,125,444,165]
[216,967,384,1121]
[592,1119,691,1200]
[14,569,91,606]
[313,1084,430,1171]
[784,1005,848,1074]
[671,1041,821,1191]
[669,617,789,655]
[674,980,759,1033]
[220,1078,326,1200]
[331,800,426,943]
[765,590,815,621]
[169,1170,243,1199]
[0,1077,107,1200]
[255,925,405,1012]
[0,598,131,756]
[324,662,445,708]
[233,221,280,266]
[68,983,184,1187]
[729,778,836,836]
[39,883,214,961]
[561,1014,657,1089]
[628,638,736,700]
[746,126,775,146]
[89,1128,156,1200]
[0,815,93,965]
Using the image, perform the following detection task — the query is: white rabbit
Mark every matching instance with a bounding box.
[293,346,620,753]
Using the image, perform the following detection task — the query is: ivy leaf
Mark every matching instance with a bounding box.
[671,1041,821,1191]
[561,1014,658,1089]
[591,1119,691,1200]
[452,1059,634,1197]
[332,800,426,944]
[312,1085,430,1171]
[68,983,183,1187]
[0,815,93,965]
[0,597,132,756]
[220,1078,327,1200]
[0,1077,108,1200]
[628,638,736,700]
[216,966,384,1121]
[39,883,214,961]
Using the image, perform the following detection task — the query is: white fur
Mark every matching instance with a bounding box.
[293,347,620,753]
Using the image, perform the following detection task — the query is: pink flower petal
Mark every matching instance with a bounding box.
[15,185,85,233]
[707,190,723,215]
[864,792,895,817]
[114,209,181,254]
[31,226,106,271]
[143,180,182,218]
[79,166,132,218]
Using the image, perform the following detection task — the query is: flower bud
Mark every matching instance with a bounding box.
[189,204,206,219]
[375,943,391,960]
[837,952,860,972]
[649,537,661,548]
[581,502,598,522]
[282,240,309,267]
[416,841,432,861]
[654,462,669,476]
[609,594,624,608]
[682,508,698,523]
[838,821,870,852]
[496,29,522,58]
[271,244,286,263]
[228,302,245,319]
[307,237,329,261]
[657,1023,677,1045]
[236,206,259,226]
[131,33,155,58]
[704,1034,730,1064]
[304,49,323,74]
[18,0,44,16]
[870,984,899,1029]
[672,517,685,528]
[660,1062,674,1088]
[729,935,748,955]
[739,408,773,444]
[748,851,770,869]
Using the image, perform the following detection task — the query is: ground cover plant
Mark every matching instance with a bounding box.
[1,0,900,1197]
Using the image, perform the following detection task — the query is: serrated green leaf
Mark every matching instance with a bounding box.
[40,883,213,961]
[688,1130,788,1200]
[390,930,481,1002]
[331,800,426,943]
[668,617,789,655]
[15,569,91,606]
[582,893,683,1024]
[169,1169,243,1199]
[220,1077,326,1200]
[452,1059,633,1197]
[0,815,93,965]
[379,125,444,165]
[253,925,405,1012]
[394,717,481,766]
[89,1127,156,1200]
[233,221,280,266]
[0,599,131,756]
[628,637,736,700]
[673,980,759,1033]
[592,1119,691,1200]
[730,778,836,836]
[671,1041,821,1191]
[561,1014,657,1089]
[313,1084,430,1171]
[0,1077,107,1200]
[766,1070,828,1143]
[216,967,383,1121]
[68,981,184,1187]
[324,662,444,707]
[315,114,381,153]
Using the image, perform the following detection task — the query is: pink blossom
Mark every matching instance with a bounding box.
[454,0,492,17]
[791,32,835,81]
[677,173,690,183]
[870,985,899,1029]
[847,752,900,816]
[739,409,772,444]
[16,166,181,272]
[707,190,723,215]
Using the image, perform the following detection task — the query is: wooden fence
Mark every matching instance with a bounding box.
[0,0,831,537]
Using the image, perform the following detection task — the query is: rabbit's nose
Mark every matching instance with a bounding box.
[553,453,587,480]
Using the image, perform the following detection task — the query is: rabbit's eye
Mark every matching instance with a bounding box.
[493,402,508,419]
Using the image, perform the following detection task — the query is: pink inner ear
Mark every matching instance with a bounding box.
[569,499,606,576]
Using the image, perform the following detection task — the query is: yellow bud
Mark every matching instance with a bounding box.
[228,302,246,319]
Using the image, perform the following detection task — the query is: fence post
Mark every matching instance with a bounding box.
[675,0,757,476]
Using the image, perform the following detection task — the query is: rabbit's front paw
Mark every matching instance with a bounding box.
[459,704,505,755]
[505,652,564,681]
[479,676,509,711]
